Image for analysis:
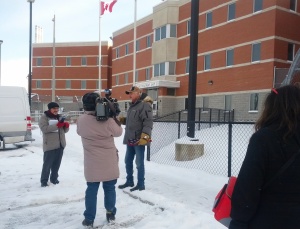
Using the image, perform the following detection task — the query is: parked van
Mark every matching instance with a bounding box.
[0,86,34,148]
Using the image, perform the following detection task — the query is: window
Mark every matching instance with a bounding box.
[116,75,119,85]
[170,24,177,38]
[225,95,232,110]
[66,80,71,89]
[146,35,152,48]
[136,40,140,52]
[169,62,176,75]
[66,57,71,66]
[226,49,234,66]
[36,58,42,67]
[135,71,139,82]
[290,0,297,11]
[228,3,236,21]
[288,43,295,61]
[167,88,176,96]
[81,57,87,66]
[204,54,211,70]
[187,20,191,34]
[250,93,259,111]
[36,80,42,88]
[154,24,176,41]
[185,59,190,73]
[154,62,175,77]
[116,48,120,58]
[254,0,263,12]
[252,43,261,62]
[206,12,212,28]
[97,56,102,66]
[125,73,128,84]
[202,97,209,111]
[145,68,151,80]
[51,57,56,66]
[125,44,129,55]
[81,80,86,89]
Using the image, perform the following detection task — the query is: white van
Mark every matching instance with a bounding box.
[0,86,34,148]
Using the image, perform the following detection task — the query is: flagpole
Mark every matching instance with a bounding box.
[98,0,102,94]
[133,0,137,84]
[52,14,56,102]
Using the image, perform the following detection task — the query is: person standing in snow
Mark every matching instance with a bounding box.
[77,92,123,227]
[229,85,300,229]
[39,102,69,187]
[118,86,153,192]
[104,88,121,116]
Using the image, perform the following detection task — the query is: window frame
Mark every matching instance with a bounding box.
[204,54,211,71]
[66,57,71,66]
[253,0,263,13]
[116,47,120,58]
[81,80,86,89]
[252,42,261,62]
[185,59,190,73]
[36,80,42,89]
[36,58,42,67]
[65,80,71,89]
[81,57,87,66]
[290,0,297,11]
[250,93,259,111]
[206,12,212,28]
[226,49,234,67]
[125,44,129,56]
[288,43,295,61]
[228,3,236,21]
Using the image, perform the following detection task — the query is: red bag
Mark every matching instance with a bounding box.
[212,176,237,228]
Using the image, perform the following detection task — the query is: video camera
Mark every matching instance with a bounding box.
[95,97,117,121]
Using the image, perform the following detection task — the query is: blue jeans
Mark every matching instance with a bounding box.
[125,145,145,187]
[83,179,117,222]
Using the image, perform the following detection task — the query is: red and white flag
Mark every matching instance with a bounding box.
[100,0,117,15]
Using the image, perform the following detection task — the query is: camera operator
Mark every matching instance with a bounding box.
[77,92,123,227]
[104,89,121,116]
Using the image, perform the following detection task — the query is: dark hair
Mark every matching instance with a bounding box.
[82,92,99,111]
[255,85,300,140]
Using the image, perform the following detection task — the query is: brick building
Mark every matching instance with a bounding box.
[31,0,300,121]
[31,41,111,111]
[111,0,300,120]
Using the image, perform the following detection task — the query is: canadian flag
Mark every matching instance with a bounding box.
[100,0,117,15]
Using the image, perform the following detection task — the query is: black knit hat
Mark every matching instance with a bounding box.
[82,92,99,111]
[48,102,59,110]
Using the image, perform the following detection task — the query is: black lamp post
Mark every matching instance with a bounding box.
[27,0,35,108]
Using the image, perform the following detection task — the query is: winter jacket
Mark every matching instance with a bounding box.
[39,112,69,152]
[123,94,153,145]
[229,125,300,229]
[77,111,123,182]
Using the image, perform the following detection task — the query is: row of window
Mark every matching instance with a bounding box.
[185,93,259,112]
[35,80,100,90]
[36,56,102,67]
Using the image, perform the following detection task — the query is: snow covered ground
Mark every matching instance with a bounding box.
[0,123,234,229]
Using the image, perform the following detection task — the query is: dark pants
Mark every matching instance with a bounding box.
[84,180,117,221]
[40,148,64,184]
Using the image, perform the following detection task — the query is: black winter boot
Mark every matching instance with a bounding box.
[82,219,93,227]
[41,182,48,187]
[106,211,115,222]
[118,182,134,189]
[130,185,145,192]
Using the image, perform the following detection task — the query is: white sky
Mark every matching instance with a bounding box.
[0,122,252,229]
[0,0,165,89]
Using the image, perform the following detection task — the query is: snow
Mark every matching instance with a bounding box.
[0,123,240,229]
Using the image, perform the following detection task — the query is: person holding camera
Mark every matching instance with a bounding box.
[77,92,123,227]
[104,89,121,116]
[39,102,69,187]
[118,86,153,192]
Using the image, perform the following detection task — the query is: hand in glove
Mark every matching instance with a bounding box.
[138,133,151,145]
[64,122,70,128]
[56,122,65,128]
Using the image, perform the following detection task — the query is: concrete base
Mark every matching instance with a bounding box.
[175,142,204,161]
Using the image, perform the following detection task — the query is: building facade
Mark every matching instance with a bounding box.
[112,0,300,120]
[31,0,300,121]
[32,41,112,111]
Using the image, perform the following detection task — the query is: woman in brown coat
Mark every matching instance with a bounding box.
[77,92,123,227]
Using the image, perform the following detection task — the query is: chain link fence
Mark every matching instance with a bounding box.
[148,109,255,177]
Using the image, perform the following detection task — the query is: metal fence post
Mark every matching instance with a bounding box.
[228,122,233,177]
[178,111,181,139]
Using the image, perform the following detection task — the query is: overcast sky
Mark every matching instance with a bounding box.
[0,0,165,89]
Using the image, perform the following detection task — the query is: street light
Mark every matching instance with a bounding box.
[27,0,35,108]
[0,40,3,86]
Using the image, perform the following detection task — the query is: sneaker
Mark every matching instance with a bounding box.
[130,185,145,192]
[41,182,48,187]
[82,219,93,227]
[51,180,59,185]
[106,211,115,223]
[118,182,134,189]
